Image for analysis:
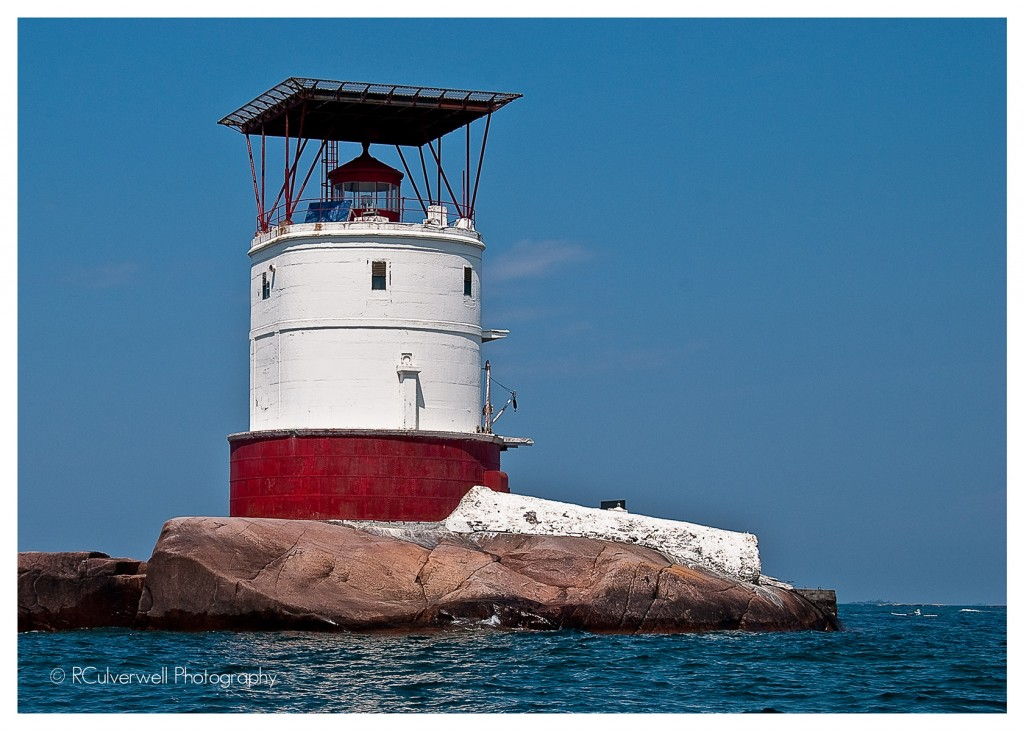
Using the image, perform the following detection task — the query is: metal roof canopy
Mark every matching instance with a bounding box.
[219,78,522,146]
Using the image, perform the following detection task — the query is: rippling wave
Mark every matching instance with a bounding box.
[18,604,1005,713]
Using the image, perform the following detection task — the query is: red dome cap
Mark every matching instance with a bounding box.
[328,143,404,186]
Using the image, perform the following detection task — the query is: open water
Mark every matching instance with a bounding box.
[18,603,1006,713]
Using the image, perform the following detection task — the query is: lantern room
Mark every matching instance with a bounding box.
[218,79,523,233]
[327,142,403,221]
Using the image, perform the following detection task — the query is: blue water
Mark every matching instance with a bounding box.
[18,604,1005,713]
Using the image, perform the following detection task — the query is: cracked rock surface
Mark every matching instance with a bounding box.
[18,552,146,631]
[135,517,836,633]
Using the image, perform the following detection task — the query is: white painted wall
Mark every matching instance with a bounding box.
[248,223,490,432]
[444,487,762,582]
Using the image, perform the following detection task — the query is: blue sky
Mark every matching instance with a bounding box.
[18,18,1005,603]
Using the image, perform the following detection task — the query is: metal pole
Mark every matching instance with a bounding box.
[426,140,464,218]
[245,134,263,230]
[395,145,428,216]
[483,360,493,433]
[285,137,310,221]
[266,137,310,226]
[286,102,308,219]
[292,140,327,209]
[258,125,266,227]
[418,145,433,205]
[283,113,291,222]
[470,112,492,218]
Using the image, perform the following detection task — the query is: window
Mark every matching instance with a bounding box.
[464,267,473,297]
[372,261,387,290]
[261,272,271,300]
[338,181,399,213]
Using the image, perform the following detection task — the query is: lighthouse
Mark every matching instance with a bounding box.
[218,79,531,522]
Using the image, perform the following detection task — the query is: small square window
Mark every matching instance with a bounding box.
[372,261,387,291]
[261,272,271,300]
[464,267,473,297]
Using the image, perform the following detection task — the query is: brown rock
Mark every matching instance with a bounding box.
[18,551,146,631]
[137,517,837,633]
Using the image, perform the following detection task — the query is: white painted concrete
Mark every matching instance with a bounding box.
[444,487,762,582]
[248,223,498,432]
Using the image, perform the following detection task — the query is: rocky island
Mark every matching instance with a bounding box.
[18,488,837,634]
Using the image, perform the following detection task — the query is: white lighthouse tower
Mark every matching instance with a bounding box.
[219,79,530,521]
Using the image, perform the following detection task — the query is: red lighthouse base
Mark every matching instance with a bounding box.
[228,429,510,522]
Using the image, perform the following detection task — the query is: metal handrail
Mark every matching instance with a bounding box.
[257,196,472,233]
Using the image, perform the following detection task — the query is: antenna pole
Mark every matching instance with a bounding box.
[483,360,493,433]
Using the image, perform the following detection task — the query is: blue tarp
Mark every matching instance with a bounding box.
[304,200,352,223]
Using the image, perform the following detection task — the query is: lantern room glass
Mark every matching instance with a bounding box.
[336,181,400,214]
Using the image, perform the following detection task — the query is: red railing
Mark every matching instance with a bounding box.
[257,196,473,233]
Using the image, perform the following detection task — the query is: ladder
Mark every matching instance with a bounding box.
[321,141,339,200]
